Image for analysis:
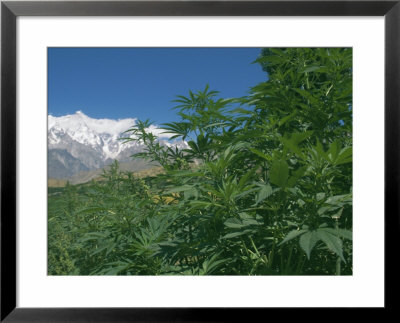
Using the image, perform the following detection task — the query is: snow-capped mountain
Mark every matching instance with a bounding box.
[48,111,186,179]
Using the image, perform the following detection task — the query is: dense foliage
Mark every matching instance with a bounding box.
[49,48,352,275]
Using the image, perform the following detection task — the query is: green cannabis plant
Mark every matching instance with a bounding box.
[48,48,352,275]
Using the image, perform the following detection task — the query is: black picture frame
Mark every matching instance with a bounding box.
[1,0,398,321]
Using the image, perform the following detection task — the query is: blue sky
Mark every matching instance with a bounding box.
[48,48,267,123]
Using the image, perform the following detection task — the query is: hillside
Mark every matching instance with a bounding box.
[48,111,187,179]
[48,159,162,186]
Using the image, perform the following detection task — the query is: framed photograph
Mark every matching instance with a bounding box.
[1,0,397,320]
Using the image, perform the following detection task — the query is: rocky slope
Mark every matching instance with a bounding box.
[48,111,186,180]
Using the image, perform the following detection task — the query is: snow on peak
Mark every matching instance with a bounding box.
[48,111,137,137]
[48,111,183,161]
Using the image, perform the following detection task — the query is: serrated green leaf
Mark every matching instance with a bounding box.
[301,65,326,73]
[327,140,340,163]
[238,168,257,189]
[320,228,352,240]
[200,252,228,275]
[90,244,108,256]
[222,230,252,239]
[278,111,297,126]
[287,166,307,188]
[224,218,243,229]
[290,131,314,145]
[278,229,307,246]
[335,146,352,165]
[255,184,273,205]
[269,160,289,187]
[249,148,269,160]
[299,231,319,259]
[242,218,260,226]
[316,230,345,262]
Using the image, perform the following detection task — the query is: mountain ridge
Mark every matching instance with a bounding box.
[48,111,186,180]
